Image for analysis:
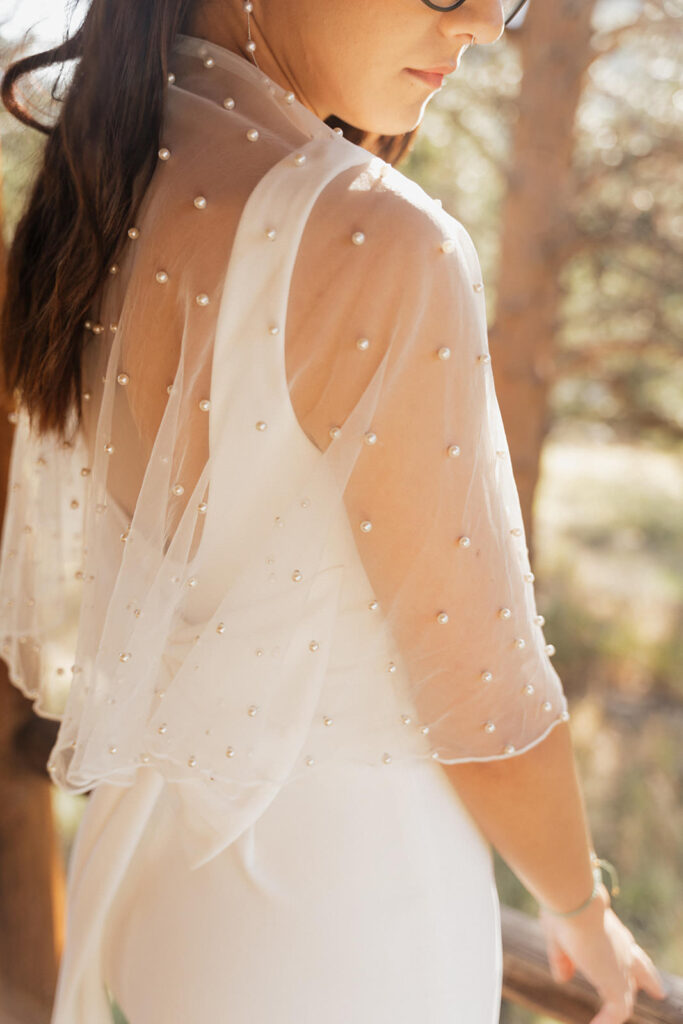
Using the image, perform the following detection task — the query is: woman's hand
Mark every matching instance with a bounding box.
[539,882,668,1024]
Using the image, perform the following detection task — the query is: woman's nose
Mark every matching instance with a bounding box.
[440,0,506,46]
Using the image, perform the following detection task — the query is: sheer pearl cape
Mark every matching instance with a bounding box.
[0,34,568,869]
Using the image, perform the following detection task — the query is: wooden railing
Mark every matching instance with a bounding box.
[501,904,683,1023]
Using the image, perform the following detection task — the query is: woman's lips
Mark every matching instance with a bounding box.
[406,68,445,88]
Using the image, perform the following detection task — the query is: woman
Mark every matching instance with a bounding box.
[0,1,667,1022]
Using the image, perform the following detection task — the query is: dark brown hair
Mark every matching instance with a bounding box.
[0,0,419,445]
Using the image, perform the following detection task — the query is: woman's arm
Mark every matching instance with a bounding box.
[442,720,598,913]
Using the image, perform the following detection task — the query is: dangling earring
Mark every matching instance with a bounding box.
[243,1,260,68]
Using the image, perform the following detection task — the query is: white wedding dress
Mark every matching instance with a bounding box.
[0,31,569,1024]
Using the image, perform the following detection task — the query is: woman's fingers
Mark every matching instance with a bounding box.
[588,988,635,1024]
[630,944,667,1000]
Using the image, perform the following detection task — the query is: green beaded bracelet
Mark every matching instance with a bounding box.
[539,852,620,918]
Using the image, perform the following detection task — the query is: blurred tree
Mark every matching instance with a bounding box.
[404,0,683,560]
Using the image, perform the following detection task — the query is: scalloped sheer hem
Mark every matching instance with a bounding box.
[433,711,569,765]
[0,658,64,723]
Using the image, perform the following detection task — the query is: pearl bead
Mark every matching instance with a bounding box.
[246,40,256,53]
[447,444,461,458]
[268,324,279,335]
[458,536,471,548]
[480,670,493,682]
[478,353,491,363]
[196,293,210,306]
[484,720,496,733]
[199,399,210,411]
[524,683,535,694]
[333,126,343,134]
[524,572,535,582]
[561,710,570,721]
[171,483,184,495]
[382,753,392,764]
[119,651,131,662]
[255,420,268,430]
[498,607,512,619]
[368,600,379,611]
[109,745,118,754]
[510,527,523,536]
[194,195,207,209]
[110,322,118,332]
[203,56,214,67]
[420,725,430,735]
[473,282,484,292]
[265,227,277,240]
[305,756,315,766]
[285,91,296,104]
[504,743,516,754]
[351,231,365,245]
[104,442,115,454]
[127,227,139,239]
[323,716,333,727]
[291,570,303,582]
[167,72,176,84]
[356,337,370,351]
[329,425,341,439]
[216,622,225,634]
[223,96,236,109]
[158,723,168,734]
[246,128,260,141]
[92,323,105,334]
[308,640,319,652]
[226,746,235,757]
[387,662,397,673]
[243,1,253,11]
[542,701,552,711]
[109,263,119,274]
[436,611,449,624]
[437,346,451,360]
[359,520,373,533]
[155,270,169,284]
[545,643,556,656]
[440,238,456,253]
[83,392,91,401]
[363,431,377,445]
[187,576,198,587]
[514,637,526,648]
[247,705,259,717]
[534,614,545,625]
[293,153,307,165]
[158,147,171,160]
[167,384,176,395]
[401,715,412,725]
[141,754,151,763]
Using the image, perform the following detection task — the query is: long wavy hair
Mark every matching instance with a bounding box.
[0,0,419,444]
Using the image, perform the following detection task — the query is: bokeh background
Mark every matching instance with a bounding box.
[0,1,681,1022]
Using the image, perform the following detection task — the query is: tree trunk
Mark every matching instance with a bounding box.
[491,0,597,563]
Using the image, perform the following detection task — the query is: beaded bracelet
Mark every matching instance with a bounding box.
[539,852,620,918]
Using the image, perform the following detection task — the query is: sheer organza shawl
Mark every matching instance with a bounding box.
[0,34,568,867]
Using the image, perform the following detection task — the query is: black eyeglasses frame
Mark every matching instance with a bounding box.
[419,0,530,28]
